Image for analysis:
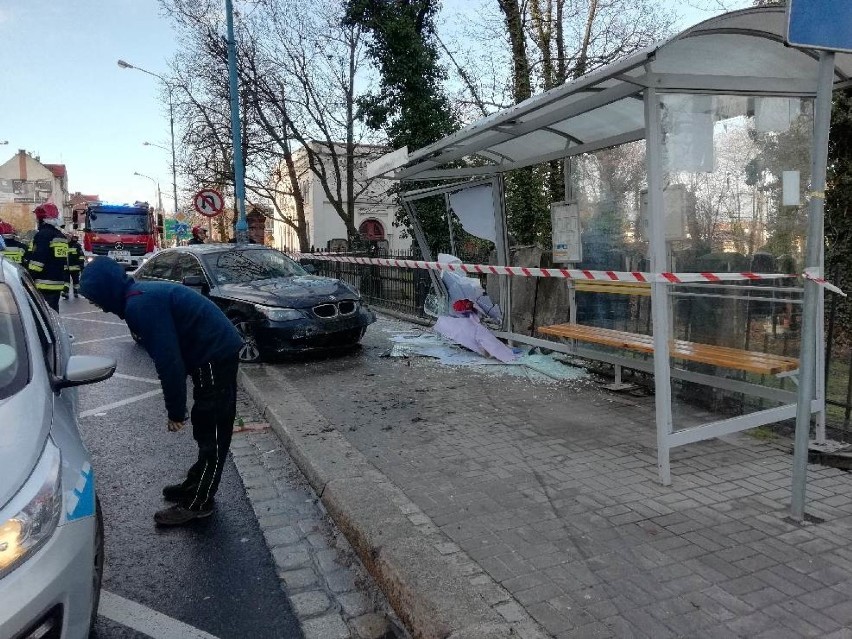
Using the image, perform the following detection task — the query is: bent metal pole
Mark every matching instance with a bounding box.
[791,51,835,523]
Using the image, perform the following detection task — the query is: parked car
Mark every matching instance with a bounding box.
[0,256,116,638]
[132,245,376,362]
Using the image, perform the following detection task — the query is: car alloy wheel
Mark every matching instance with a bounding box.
[89,498,105,634]
[231,317,262,363]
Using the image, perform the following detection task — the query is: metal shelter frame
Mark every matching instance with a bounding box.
[372,7,852,485]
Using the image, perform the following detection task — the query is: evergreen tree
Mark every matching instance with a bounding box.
[344,0,459,249]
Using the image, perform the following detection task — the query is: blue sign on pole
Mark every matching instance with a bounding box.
[787,0,852,54]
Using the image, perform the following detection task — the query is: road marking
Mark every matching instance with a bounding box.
[73,334,132,345]
[99,590,220,639]
[114,372,161,384]
[80,389,163,418]
[63,316,125,326]
[63,310,103,317]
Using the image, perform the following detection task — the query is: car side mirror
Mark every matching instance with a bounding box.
[58,355,116,389]
[302,264,316,274]
[182,274,208,291]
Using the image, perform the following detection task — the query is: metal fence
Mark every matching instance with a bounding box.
[301,250,436,318]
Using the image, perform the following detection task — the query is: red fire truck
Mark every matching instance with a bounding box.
[74,202,160,269]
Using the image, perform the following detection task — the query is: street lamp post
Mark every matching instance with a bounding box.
[133,172,164,245]
[225,0,248,243]
[143,141,167,152]
[117,60,179,219]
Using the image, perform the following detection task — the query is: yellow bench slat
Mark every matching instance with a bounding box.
[574,283,651,296]
[538,324,798,375]
[574,280,651,292]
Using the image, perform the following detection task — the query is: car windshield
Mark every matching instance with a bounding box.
[204,249,306,284]
[87,213,150,234]
[0,283,29,401]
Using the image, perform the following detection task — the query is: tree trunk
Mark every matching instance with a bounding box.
[530,0,553,90]
[498,0,532,102]
[345,26,358,243]
[555,0,566,84]
[575,0,599,79]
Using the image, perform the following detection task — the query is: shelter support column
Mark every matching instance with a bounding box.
[791,51,835,521]
[492,175,513,336]
[644,87,675,486]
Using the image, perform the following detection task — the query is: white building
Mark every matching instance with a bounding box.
[271,142,402,253]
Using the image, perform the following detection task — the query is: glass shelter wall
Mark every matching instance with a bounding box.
[572,141,650,331]
[569,93,816,423]
[656,93,815,423]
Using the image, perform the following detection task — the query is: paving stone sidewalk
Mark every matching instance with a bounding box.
[229,390,406,639]
[243,314,852,639]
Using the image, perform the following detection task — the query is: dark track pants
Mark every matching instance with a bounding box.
[183,355,239,511]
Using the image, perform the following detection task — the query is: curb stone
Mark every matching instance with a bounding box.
[240,365,549,639]
[231,388,404,639]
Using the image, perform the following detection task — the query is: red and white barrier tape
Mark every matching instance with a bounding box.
[804,268,847,297]
[289,253,845,294]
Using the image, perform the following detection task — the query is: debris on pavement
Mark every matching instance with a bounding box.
[383,326,587,384]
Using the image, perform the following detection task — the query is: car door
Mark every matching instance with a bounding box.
[136,251,180,282]
[174,252,207,286]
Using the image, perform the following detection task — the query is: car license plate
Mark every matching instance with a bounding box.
[108,250,130,262]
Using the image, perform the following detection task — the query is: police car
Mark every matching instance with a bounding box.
[0,255,116,638]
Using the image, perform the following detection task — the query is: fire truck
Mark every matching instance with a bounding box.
[74,202,160,270]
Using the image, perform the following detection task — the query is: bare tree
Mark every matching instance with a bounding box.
[161,0,384,250]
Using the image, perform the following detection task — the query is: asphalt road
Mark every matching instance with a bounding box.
[61,297,301,639]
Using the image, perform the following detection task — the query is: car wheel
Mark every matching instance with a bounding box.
[89,498,105,634]
[230,316,262,363]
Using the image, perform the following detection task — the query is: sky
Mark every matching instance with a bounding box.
[0,0,750,211]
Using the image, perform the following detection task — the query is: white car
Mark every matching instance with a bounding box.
[0,256,116,638]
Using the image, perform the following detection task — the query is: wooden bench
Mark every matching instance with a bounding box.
[538,323,799,375]
[573,280,651,296]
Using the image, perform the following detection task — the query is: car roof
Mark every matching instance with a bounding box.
[167,244,275,256]
[0,256,32,289]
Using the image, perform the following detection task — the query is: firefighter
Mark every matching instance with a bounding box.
[23,203,69,312]
[63,233,85,300]
[0,222,27,264]
[188,226,207,245]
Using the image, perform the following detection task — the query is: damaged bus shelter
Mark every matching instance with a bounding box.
[367,7,852,485]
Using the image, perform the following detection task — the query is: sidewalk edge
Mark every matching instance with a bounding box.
[239,365,546,639]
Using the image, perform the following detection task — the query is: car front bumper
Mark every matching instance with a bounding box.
[0,517,96,639]
[84,253,154,271]
[255,306,376,353]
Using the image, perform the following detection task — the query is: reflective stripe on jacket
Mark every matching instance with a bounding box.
[24,223,69,290]
[67,241,84,272]
[1,239,26,263]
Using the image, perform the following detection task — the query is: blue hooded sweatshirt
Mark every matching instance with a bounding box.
[79,257,243,422]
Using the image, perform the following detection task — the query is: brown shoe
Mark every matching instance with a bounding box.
[154,504,213,526]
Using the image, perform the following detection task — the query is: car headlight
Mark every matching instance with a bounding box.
[255,305,305,322]
[0,439,62,579]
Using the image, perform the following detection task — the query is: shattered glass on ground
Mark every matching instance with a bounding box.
[379,323,587,384]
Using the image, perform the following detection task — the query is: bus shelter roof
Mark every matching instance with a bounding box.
[379,7,852,182]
